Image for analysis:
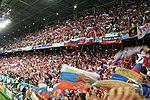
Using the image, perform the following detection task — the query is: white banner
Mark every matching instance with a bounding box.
[137,23,149,39]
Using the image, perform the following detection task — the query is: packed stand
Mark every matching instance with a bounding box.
[0,45,149,99]
[1,0,149,50]
[0,48,117,99]
[0,49,116,85]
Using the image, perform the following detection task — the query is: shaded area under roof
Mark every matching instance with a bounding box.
[0,0,122,45]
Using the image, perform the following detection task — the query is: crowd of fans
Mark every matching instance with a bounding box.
[0,45,149,100]
[0,48,115,99]
[1,0,149,50]
[0,0,149,100]
[0,48,115,86]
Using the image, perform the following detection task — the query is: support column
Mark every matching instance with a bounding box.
[93,44,95,52]
[121,42,123,50]
[94,7,96,14]
[135,38,138,46]
[121,0,123,6]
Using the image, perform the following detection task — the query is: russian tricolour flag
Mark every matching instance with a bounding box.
[132,54,144,74]
[69,39,79,47]
[59,64,99,90]
[85,38,93,44]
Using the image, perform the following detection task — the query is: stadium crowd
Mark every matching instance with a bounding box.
[0,45,149,100]
[1,0,149,50]
[0,0,149,100]
[0,48,115,86]
[0,48,113,100]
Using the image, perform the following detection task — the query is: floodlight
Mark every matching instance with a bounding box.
[56,13,59,15]
[5,19,11,25]
[74,5,77,9]
[0,23,6,28]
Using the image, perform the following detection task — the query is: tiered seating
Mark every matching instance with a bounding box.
[1,0,149,50]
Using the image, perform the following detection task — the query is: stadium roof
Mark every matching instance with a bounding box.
[0,0,121,44]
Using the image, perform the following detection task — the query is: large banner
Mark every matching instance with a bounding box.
[78,38,86,45]
[137,23,150,39]
[121,30,130,40]
[94,36,102,43]
[102,32,122,44]
[33,43,52,50]
[59,64,99,90]
[69,39,79,47]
